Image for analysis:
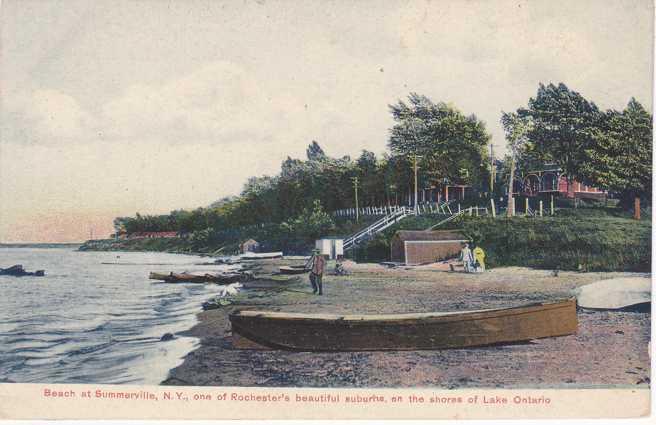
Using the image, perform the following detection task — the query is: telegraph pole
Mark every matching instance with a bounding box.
[408,119,423,215]
[489,144,495,193]
[352,176,359,222]
[412,153,421,214]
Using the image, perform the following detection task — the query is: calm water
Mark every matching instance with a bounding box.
[0,247,234,384]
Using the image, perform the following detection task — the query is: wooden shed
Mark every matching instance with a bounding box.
[390,230,469,265]
[240,239,260,254]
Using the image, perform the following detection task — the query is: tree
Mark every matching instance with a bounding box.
[282,200,335,242]
[388,93,491,196]
[501,112,532,216]
[518,83,602,191]
[580,98,652,216]
[356,150,385,205]
[306,140,327,161]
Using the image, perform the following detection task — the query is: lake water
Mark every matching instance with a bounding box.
[0,247,233,384]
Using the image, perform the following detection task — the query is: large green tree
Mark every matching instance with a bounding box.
[388,93,490,193]
[580,98,652,213]
[517,83,602,190]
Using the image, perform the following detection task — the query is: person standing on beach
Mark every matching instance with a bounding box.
[307,249,326,295]
[473,245,486,272]
[459,242,474,273]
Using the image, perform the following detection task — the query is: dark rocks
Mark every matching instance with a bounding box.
[160,333,175,341]
[0,265,45,277]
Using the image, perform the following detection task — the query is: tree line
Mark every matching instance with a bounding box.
[114,93,492,235]
[114,83,652,237]
[503,83,652,212]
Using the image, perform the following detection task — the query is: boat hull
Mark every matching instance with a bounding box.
[240,252,284,260]
[279,266,308,275]
[229,299,577,351]
[149,272,247,284]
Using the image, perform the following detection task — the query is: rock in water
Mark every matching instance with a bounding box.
[160,333,175,341]
[576,277,651,311]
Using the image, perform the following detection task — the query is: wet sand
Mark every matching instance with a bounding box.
[163,260,650,388]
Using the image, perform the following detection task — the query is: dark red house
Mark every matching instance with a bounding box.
[516,167,605,199]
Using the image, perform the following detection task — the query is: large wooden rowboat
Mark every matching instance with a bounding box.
[229,298,577,351]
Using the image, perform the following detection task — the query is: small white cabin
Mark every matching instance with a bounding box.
[315,238,344,260]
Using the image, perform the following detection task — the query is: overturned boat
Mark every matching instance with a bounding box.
[576,277,651,312]
[229,298,577,351]
[279,265,308,275]
[149,271,252,284]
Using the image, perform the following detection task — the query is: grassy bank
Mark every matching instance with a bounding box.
[79,216,381,255]
[81,207,651,272]
[351,208,651,272]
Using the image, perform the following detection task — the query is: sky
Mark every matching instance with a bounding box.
[1,0,653,242]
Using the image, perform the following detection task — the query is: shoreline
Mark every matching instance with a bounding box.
[162,259,651,389]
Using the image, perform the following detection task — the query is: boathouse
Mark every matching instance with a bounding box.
[240,239,260,254]
[390,230,469,265]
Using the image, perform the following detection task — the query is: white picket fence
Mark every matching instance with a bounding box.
[334,200,455,218]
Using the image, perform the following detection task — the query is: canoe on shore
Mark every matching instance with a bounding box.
[149,271,251,284]
[229,298,577,351]
[240,252,284,260]
[279,265,308,275]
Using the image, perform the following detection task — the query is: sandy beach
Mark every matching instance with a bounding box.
[163,259,650,389]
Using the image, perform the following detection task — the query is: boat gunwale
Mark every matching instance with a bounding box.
[230,298,576,325]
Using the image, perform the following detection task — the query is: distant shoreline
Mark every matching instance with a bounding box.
[0,243,82,248]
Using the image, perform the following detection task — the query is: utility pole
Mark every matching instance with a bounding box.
[489,144,495,193]
[352,176,359,222]
[412,153,421,214]
[408,119,423,215]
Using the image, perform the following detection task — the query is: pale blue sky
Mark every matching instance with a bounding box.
[1,0,653,241]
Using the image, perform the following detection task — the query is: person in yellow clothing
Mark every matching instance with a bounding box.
[472,245,486,272]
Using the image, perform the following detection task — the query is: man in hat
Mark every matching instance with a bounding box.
[306,249,326,295]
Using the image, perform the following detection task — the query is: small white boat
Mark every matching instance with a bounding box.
[577,277,651,311]
[240,252,284,260]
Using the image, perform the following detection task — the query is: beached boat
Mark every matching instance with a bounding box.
[240,252,284,260]
[149,271,251,284]
[229,298,577,351]
[279,265,308,275]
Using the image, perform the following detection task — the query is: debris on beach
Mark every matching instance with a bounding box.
[218,282,243,297]
[202,283,243,311]
[576,277,651,311]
